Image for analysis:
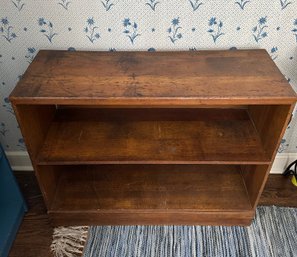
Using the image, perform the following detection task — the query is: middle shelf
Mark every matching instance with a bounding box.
[37,107,270,165]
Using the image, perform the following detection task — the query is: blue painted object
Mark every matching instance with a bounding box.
[0,145,27,257]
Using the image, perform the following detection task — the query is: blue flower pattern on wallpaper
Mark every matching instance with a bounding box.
[293,19,297,42]
[123,18,140,44]
[270,46,278,60]
[38,18,57,43]
[25,47,36,63]
[168,18,182,44]
[252,17,268,42]
[1,0,297,152]
[280,0,292,10]
[85,17,100,43]
[1,18,17,43]
[208,17,224,43]
[278,138,289,153]
[0,123,8,137]
[58,0,71,10]
[101,0,114,11]
[2,98,14,115]
[188,0,203,11]
[17,138,26,150]
[235,0,250,10]
[12,0,25,11]
[145,0,160,11]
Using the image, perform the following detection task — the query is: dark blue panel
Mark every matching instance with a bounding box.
[0,145,27,257]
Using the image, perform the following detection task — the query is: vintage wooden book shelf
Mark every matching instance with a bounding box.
[10,50,297,226]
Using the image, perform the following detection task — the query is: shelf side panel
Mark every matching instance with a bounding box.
[245,104,295,209]
[12,104,58,207]
[241,165,269,208]
[13,105,56,159]
[248,105,293,160]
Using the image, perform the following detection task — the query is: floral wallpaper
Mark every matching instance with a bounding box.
[0,0,296,152]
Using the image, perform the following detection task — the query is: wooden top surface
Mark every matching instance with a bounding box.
[10,49,297,105]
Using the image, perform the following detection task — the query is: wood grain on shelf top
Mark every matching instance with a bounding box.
[10,49,297,105]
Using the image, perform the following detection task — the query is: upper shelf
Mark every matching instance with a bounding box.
[37,108,270,165]
[10,50,297,106]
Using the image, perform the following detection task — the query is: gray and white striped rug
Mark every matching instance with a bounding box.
[82,206,296,257]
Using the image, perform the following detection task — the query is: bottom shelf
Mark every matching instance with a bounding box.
[44,165,255,226]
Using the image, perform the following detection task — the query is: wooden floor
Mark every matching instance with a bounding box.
[8,171,297,257]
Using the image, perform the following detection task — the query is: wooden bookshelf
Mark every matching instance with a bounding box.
[10,50,297,226]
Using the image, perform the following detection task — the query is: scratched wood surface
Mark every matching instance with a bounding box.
[49,165,251,212]
[48,164,254,226]
[10,50,297,105]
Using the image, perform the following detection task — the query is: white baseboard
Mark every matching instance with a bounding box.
[5,151,33,171]
[270,153,297,174]
[4,151,297,174]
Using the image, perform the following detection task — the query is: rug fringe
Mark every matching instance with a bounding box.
[51,226,89,257]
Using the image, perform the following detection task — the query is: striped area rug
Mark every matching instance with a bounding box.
[81,206,297,257]
[51,206,297,257]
